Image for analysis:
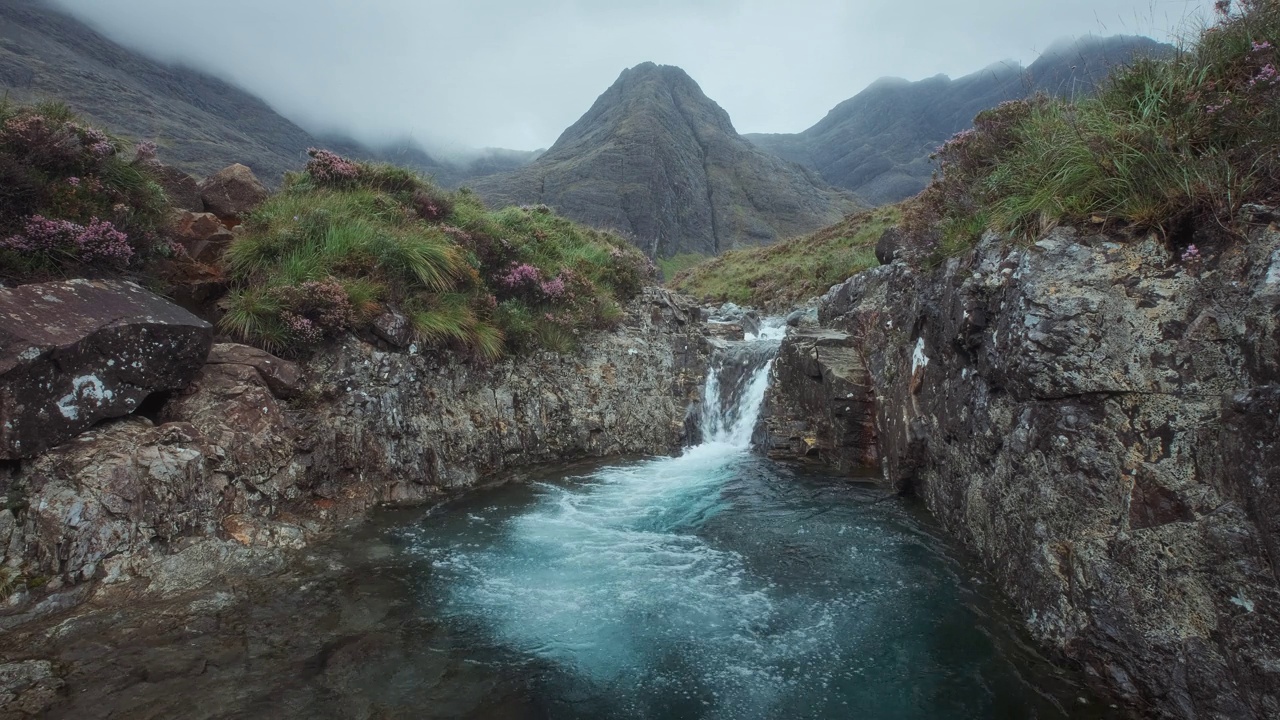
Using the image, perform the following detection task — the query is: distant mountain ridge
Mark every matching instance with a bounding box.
[747,35,1174,205]
[0,0,534,186]
[472,63,862,258]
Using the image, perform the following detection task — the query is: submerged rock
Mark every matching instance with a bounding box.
[0,280,213,459]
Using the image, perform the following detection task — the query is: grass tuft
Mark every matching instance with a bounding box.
[905,0,1280,253]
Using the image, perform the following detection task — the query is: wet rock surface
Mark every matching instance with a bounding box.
[773,225,1280,718]
[0,279,213,459]
[754,329,878,471]
[0,513,584,720]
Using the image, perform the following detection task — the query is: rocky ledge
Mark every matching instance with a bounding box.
[761,222,1280,718]
[0,286,709,628]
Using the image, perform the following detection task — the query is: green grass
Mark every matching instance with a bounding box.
[907,1,1280,248]
[657,253,707,280]
[668,206,899,309]
[221,154,654,358]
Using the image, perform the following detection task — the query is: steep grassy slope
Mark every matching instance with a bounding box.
[668,206,899,310]
[473,63,862,258]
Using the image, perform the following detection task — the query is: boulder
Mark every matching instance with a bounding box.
[0,280,213,459]
[785,307,818,327]
[874,226,903,266]
[205,343,302,399]
[372,311,414,349]
[198,164,269,223]
[147,162,203,213]
[167,210,235,264]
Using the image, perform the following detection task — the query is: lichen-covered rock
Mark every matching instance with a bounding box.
[198,163,269,222]
[797,225,1280,718]
[18,418,223,584]
[371,310,413,349]
[0,280,213,459]
[0,660,62,716]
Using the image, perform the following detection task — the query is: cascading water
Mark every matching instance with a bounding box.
[698,318,786,447]
[392,317,1112,719]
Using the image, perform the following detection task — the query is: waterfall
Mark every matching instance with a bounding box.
[698,318,786,449]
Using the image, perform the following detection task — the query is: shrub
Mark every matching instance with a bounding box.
[0,102,168,280]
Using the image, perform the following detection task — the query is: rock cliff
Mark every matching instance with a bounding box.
[0,288,709,621]
[761,222,1280,718]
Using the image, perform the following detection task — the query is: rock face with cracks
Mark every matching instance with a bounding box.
[0,279,212,459]
[764,224,1280,718]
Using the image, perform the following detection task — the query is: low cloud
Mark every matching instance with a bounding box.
[49,0,1210,151]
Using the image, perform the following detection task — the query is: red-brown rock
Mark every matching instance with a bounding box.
[147,162,203,212]
[198,164,269,223]
[0,279,213,458]
[205,343,303,398]
[167,210,234,263]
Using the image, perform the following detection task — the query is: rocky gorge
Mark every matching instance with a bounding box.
[757,216,1280,718]
[0,283,711,648]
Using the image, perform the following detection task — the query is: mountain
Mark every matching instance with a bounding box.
[747,36,1174,205]
[472,63,862,258]
[0,0,535,186]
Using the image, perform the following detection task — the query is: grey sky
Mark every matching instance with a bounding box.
[49,0,1210,154]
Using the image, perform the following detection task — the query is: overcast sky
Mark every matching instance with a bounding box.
[49,0,1210,154]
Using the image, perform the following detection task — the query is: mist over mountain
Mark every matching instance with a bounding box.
[0,0,537,186]
[747,35,1174,205]
[472,63,861,258]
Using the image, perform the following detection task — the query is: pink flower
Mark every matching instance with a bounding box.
[66,177,81,187]
[306,148,360,184]
[1249,64,1279,88]
[0,215,132,265]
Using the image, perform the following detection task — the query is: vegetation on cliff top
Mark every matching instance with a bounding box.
[0,100,168,281]
[907,0,1280,259]
[667,207,898,309]
[222,149,654,358]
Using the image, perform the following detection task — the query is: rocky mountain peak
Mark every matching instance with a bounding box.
[473,63,859,258]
